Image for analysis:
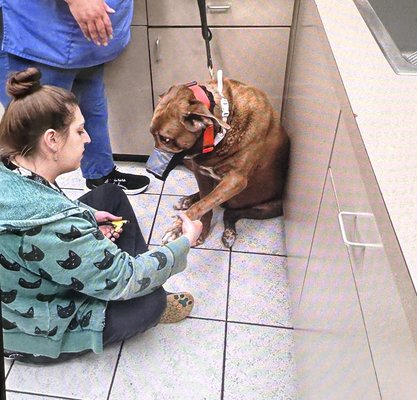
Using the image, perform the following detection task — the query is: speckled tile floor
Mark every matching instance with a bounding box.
[4,162,296,400]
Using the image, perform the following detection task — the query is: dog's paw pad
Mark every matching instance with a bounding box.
[173,195,195,210]
[195,237,205,246]
[222,228,236,248]
[162,231,177,244]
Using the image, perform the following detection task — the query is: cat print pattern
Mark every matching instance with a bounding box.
[94,249,115,270]
[57,300,76,318]
[0,254,22,271]
[1,289,17,304]
[57,250,82,270]
[55,225,82,242]
[19,244,45,262]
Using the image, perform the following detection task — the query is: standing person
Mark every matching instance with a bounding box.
[0,68,203,363]
[0,0,150,194]
[0,4,8,107]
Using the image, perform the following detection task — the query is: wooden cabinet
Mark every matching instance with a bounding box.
[147,0,293,26]
[148,27,290,113]
[282,0,341,313]
[284,0,417,397]
[295,171,380,400]
[331,113,417,399]
[105,26,154,155]
[105,0,154,155]
[106,0,294,156]
[148,0,292,115]
[132,0,147,26]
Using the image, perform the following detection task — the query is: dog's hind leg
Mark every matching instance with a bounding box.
[174,192,200,210]
[222,198,283,248]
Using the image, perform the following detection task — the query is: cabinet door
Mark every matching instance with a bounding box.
[282,0,342,314]
[295,172,380,400]
[132,0,147,26]
[147,0,294,26]
[331,113,417,399]
[148,27,289,113]
[104,27,154,155]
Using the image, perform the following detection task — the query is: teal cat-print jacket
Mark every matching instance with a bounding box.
[0,164,190,358]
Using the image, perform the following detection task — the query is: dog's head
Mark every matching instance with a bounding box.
[150,85,230,154]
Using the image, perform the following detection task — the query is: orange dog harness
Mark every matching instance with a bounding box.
[188,83,215,154]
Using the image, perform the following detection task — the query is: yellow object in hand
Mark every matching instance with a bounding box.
[111,219,130,232]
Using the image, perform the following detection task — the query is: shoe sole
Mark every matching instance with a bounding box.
[84,183,149,195]
[159,292,194,324]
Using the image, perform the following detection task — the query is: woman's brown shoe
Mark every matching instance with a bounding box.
[159,292,194,324]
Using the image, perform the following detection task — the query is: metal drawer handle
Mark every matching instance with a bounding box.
[338,211,383,248]
[207,4,231,12]
[155,38,161,62]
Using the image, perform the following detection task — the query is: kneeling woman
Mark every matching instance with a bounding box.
[0,68,202,363]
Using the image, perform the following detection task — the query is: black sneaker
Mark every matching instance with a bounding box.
[86,167,150,195]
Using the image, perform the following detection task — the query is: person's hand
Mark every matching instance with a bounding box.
[65,0,115,46]
[178,213,203,247]
[95,211,123,242]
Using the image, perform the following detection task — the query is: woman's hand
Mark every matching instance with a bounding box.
[178,213,203,247]
[95,211,123,242]
[65,0,115,46]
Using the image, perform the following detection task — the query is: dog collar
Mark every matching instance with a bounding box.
[187,82,224,154]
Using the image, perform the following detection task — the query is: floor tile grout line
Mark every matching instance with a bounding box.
[6,389,84,400]
[106,341,125,400]
[227,320,294,330]
[147,242,288,257]
[5,359,14,381]
[146,180,166,247]
[187,315,294,330]
[159,192,196,197]
[231,249,287,257]
[148,242,231,253]
[220,249,232,400]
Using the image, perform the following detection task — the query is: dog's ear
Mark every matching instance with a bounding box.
[181,108,230,133]
[181,112,208,133]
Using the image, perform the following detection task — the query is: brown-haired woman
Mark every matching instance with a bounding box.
[0,68,202,363]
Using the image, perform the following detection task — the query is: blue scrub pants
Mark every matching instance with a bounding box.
[0,8,8,107]
[0,49,7,107]
[3,54,115,180]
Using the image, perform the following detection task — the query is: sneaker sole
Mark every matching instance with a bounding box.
[84,183,149,195]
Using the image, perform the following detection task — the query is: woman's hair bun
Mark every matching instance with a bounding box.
[7,67,42,99]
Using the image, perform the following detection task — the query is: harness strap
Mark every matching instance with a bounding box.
[202,125,215,153]
[188,83,226,154]
[215,70,229,145]
[189,84,210,110]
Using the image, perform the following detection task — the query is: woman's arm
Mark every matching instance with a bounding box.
[19,214,191,301]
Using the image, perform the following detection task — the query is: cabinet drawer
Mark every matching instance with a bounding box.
[296,172,380,399]
[132,0,147,25]
[330,112,417,399]
[105,27,154,155]
[149,27,289,113]
[147,0,294,26]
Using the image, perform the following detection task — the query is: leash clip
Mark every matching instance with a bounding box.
[220,97,229,118]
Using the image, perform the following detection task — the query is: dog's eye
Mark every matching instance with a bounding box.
[160,135,172,144]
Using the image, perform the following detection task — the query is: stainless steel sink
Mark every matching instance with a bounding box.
[353,0,417,75]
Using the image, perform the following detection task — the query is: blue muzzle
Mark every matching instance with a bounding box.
[145,148,186,181]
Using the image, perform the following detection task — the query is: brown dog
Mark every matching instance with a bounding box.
[150,77,289,247]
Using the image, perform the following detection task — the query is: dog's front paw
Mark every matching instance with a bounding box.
[173,193,200,210]
[222,228,237,248]
[195,230,209,247]
[162,218,183,244]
